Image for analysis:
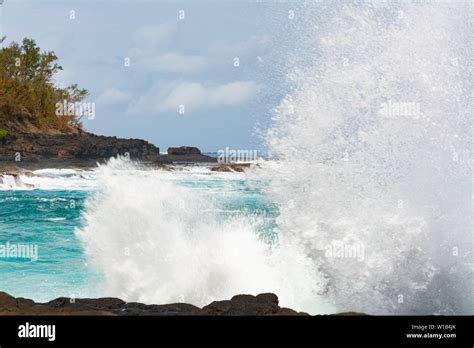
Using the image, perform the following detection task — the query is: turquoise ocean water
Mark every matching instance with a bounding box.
[0,172,278,303]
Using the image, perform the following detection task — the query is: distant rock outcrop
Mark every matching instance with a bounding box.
[166,146,215,163]
[168,146,201,156]
[0,132,216,167]
[0,132,161,163]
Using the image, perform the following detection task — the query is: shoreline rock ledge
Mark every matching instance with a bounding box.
[0,292,307,316]
[0,132,216,168]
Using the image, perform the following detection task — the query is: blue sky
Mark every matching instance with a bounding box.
[0,0,292,152]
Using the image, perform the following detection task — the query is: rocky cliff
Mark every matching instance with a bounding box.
[0,132,216,167]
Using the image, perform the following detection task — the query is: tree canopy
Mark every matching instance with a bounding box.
[0,37,88,133]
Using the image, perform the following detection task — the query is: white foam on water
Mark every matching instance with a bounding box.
[33,168,83,177]
[0,175,20,189]
[0,169,97,190]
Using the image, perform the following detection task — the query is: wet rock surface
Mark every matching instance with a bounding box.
[0,292,311,316]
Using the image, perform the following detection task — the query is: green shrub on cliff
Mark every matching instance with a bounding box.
[0,128,9,138]
[0,37,88,133]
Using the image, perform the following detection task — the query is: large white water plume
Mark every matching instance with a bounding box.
[75,157,327,312]
[257,0,472,314]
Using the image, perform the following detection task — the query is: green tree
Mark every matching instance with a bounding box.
[0,37,88,133]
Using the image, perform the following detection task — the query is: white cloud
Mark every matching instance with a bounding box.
[128,24,267,75]
[132,22,177,48]
[138,52,208,73]
[96,88,131,106]
[128,80,263,114]
[129,23,207,74]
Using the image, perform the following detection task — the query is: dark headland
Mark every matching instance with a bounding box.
[0,127,217,170]
[0,37,217,171]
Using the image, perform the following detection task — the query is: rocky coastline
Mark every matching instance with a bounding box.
[0,131,216,168]
[0,292,305,316]
[0,292,366,316]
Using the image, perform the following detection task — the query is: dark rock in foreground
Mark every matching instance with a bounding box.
[0,292,309,316]
[202,293,302,315]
